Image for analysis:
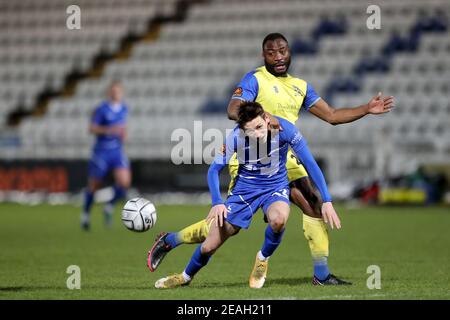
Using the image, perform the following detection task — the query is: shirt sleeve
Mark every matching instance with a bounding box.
[207,130,238,206]
[285,123,332,202]
[231,71,259,102]
[91,106,104,125]
[302,83,321,111]
[121,105,129,125]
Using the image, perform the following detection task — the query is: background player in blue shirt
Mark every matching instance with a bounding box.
[154,101,341,289]
[81,81,131,230]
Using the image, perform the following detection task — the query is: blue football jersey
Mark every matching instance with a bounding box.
[91,100,128,150]
[219,117,301,188]
[208,117,332,205]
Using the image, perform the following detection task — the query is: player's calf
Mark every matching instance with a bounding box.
[155,222,238,289]
[200,221,238,256]
[249,202,289,289]
[147,220,214,272]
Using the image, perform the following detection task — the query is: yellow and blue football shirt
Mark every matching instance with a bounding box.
[228,66,321,185]
[231,66,321,124]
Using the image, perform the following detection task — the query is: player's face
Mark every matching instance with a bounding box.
[109,84,123,102]
[243,115,270,142]
[263,38,291,77]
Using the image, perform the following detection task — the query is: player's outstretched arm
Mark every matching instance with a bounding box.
[290,134,341,229]
[207,129,237,225]
[207,161,226,206]
[206,161,229,227]
[309,92,394,125]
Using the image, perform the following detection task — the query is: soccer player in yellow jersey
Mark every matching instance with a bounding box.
[148,33,394,285]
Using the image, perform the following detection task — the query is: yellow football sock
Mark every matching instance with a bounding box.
[302,214,329,259]
[178,219,212,244]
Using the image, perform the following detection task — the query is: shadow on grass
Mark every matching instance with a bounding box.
[266,277,312,286]
[0,286,27,292]
[0,285,150,292]
[190,277,312,289]
[0,277,312,293]
[0,286,64,292]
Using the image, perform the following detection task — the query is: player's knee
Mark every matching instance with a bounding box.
[118,177,131,189]
[201,243,218,256]
[269,214,287,232]
[115,169,131,189]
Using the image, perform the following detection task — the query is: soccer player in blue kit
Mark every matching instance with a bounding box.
[155,101,341,289]
[81,81,131,230]
[149,33,394,285]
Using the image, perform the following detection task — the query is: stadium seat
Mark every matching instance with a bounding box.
[0,0,449,184]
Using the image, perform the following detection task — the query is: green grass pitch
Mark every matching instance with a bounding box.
[0,203,449,300]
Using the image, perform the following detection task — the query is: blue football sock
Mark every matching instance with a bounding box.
[109,185,126,205]
[313,257,330,281]
[83,190,94,214]
[165,232,183,248]
[261,225,285,258]
[184,244,211,277]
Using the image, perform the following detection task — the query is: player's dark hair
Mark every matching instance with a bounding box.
[262,33,288,48]
[237,101,265,129]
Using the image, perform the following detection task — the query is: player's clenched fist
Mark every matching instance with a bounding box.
[206,204,228,227]
[321,202,341,230]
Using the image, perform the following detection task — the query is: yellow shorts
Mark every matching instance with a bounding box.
[227,149,308,194]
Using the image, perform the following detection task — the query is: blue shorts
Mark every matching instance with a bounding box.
[224,184,290,229]
[88,148,129,179]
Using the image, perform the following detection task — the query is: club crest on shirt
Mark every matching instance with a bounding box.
[273,86,279,93]
[233,87,243,97]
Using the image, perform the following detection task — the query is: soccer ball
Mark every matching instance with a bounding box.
[121,197,157,232]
